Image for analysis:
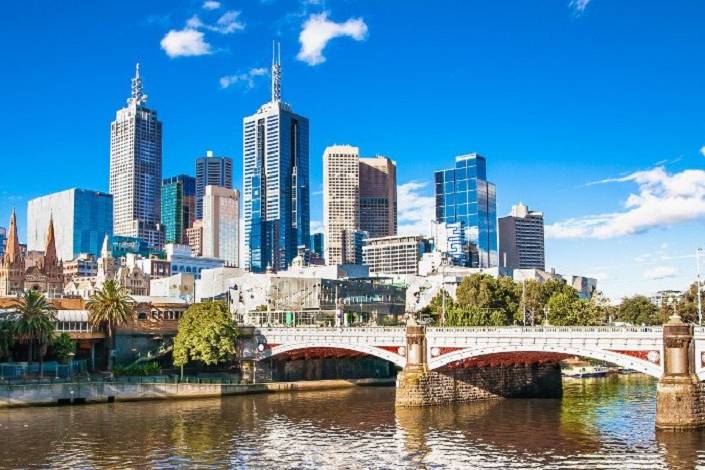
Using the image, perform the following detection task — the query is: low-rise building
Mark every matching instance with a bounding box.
[63,253,98,279]
[363,235,430,275]
[149,273,195,299]
[165,243,225,280]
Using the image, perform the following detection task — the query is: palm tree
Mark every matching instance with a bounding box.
[0,319,14,361]
[86,280,134,370]
[13,290,56,376]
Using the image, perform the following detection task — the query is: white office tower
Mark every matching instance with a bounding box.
[109,63,164,248]
[323,145,361,265]
[202,185,240,267]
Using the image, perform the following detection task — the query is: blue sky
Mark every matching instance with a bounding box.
[1,0,705,300]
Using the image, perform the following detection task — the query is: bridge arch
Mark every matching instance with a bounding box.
[427,345,663,379]
[258,342,406,369]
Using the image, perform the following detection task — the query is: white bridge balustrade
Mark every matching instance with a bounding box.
[251,326,705,381]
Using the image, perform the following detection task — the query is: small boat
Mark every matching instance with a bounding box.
[562,366,609,378]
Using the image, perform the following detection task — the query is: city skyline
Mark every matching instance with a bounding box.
[2,1,705,299]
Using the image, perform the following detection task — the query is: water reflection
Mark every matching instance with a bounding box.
[0,376,703,468]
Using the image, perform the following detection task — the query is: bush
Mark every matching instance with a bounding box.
[113,362,161,376]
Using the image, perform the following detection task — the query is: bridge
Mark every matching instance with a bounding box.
[243,318,705,430]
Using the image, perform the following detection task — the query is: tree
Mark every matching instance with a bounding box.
[658,283,700,324]
[546,292,597,326]
[52,333,76,364]
[455,274,519,325]
[0,319,14,361]
[173,301,238,368]
[13,290,56,375]
[617,295,659,326]
[418,289,454,324]
[86,279,134,370]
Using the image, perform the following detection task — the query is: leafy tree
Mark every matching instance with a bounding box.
[0,319,14,361]
[418,289,454,324]
[657,283,701,324]
[519,280,546,325]
[546,292,597,326]
[86,279,134,370]
[13,290,56,375]
[455,274,519,325]
[173,301,238,368]
[617,295,659,325]
[52,333,76,364]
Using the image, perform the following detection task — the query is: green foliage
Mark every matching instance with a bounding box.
[52,333,76,364]
[657,283,700,324]
[173,301,238,367]
[86,280,135,339]
[453,274,520,326]
[617,295,659,325]
[0,320,13,360]
[445,305,507,327]
[113,362,160,376]
[13,290,56,363]
[547,292,597,326]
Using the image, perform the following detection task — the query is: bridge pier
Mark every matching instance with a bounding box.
[656,316,705,430]
[396,325,562,407]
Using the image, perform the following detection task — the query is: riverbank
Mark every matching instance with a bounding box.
[0,377,396,408]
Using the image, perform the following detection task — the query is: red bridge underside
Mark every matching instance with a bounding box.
[443,352,571,370]
[273,347,371,361]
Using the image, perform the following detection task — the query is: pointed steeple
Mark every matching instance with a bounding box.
[100,233,112,259]
[271,42,282,102]
[3,210,21,266]
[128,62,148,107]
[43,214,58,266]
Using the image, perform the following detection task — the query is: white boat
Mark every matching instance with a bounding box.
[562,366,609,378]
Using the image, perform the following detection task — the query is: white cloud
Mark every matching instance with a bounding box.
[397,181,435,236]
[700,146,705,157]
[297,12,368,66]
[188,10,244,34]
[160,29,212,58]
[202,1,221,10]
[219,67,268,89]
[310,220,324,234]
[643,266,679,280]
[546,166,705,239]
[570,0,591,15]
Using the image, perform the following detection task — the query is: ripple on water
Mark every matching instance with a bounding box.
[0,376,704,469]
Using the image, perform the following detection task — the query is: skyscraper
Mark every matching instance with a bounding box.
[243,43,310,272]
[27,188,113,261]
[434,153,497,268]
[310,232,324,257]
[109,64,164,248]
[202,185,240,267]
[323,145,360,264]
[195,150,233,220]
[499,203,545,270]
[161,175,196,244]
[359,156,397,238]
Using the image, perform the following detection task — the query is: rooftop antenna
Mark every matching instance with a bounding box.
[129,62,148,106]
[271,41,282,102]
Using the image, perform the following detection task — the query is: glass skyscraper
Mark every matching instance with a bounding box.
[434,153,498,268]
[161,175,196,244]
[243,44,310,272]
[27,188,113,260]
[109,64,164,248]
[195,151,233,220]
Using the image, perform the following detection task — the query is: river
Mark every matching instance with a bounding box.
[0,375,703,469]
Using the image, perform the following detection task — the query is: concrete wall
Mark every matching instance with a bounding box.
[396,363,562,407]
[656,378,705,430]
[0,378,395,408]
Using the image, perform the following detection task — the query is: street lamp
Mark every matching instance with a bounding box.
[697,248,703,326]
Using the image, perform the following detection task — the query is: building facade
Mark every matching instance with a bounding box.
[359,156,397,238]
[161,175,196,245]
[362,235,429,275]
[243,45,310,272]
[202,185,240,267]
[434,153,498,268]
[27,188,113,261]
[195,150,232,220]
[185,220,203,256]
[109,64,164,248]
[323,145,360,265]
[310,232,324,258]
[498,203,545,270]
[165,244,225,280]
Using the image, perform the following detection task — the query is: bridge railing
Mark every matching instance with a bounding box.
[428,326,663,335]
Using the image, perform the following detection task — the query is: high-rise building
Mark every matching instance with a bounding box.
[27,188,113,261]
[195,150,233,220]
[323,145,360,265]
[243,43,309,272]
[498,203,545,270]
[109,64,164,248]
[359,157,397,238]
[310,232,324,257]
[202,185,240,267]
[0,226,6,258]
[161,175,196,244]
[362,235,429,275]
[434,153,497,268]
[186,220,203,256]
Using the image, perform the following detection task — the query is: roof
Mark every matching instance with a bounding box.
[56,310,90,322]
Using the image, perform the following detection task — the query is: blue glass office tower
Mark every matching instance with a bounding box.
[434,153,498,268]
[243,44,310,272]
[161,175,196,244]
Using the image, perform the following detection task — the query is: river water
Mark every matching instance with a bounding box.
[0,375,704,469]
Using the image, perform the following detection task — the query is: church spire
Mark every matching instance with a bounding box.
[271,41,282,102]
[3,210,20,266]
[43,214,58,265]
[128,62,148,107]
[100,233,111,258]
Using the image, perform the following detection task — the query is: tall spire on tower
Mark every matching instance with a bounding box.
[128,62,148,106]
[43,214,58,265]
[271,41,282,102]
[3,210,21,266]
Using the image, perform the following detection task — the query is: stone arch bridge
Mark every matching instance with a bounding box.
[244,322,705,430]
